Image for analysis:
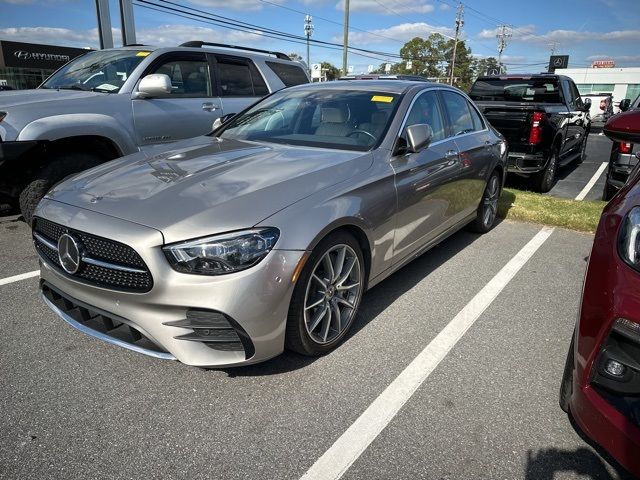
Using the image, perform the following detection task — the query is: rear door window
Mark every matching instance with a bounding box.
[215,57,269,97]
[265,61,309,87]
[440,91,476,136]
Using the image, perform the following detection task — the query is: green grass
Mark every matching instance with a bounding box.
[498,188,607,233]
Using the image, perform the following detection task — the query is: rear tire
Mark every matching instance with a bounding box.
[285,231,364,356]
[467,170,501,233]
[19,152,104,225]
[532,149,558,193]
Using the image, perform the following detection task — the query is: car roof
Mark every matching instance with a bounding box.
[476,74,568,81]
[287,79,453,94]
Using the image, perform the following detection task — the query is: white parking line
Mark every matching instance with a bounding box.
[300,227,555,480]
[575,162,608,201]
[0,270,39,286]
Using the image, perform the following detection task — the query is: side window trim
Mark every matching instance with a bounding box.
[138,51,212,98]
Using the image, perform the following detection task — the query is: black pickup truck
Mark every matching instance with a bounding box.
[469,74,591,192]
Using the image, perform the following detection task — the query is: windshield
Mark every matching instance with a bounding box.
[470,78,561,103]
[216,88,401,151]
[41,49,150,93]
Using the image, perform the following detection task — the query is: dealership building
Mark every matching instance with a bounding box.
[556,65,640,107]
[0,40,89,89]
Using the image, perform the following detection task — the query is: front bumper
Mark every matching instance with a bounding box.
[35,199,306,367]
[568,201,640,476]
[507,151,547,174]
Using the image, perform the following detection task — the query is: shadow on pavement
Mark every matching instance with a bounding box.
[524,447,632,480]
[222,223,492,377]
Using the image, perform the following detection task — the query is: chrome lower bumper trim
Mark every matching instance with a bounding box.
[41,292,176,361]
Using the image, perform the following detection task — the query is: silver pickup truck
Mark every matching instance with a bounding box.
[0,41,309,222]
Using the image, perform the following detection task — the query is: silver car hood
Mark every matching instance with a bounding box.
[47,136,372,243]
[0,88,102,109]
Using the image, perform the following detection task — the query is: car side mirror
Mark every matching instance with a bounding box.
[619,98,631,112]
[212,113,237,130]
[583,97,592,112]
[405,124,433,153]
[136,74,172,98]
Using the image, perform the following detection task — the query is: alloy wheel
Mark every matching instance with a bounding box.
[303,244,362,344]
[483,175,500,228]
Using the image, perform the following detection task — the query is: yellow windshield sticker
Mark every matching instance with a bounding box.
[371,95,394,103]
[136,51,151,57]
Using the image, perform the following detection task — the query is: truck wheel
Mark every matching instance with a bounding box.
[532,149,558,193]
[576,131,588,164]
[19,152,103,225]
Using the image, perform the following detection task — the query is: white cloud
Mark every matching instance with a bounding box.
[0,24,264,49]
[335,0,435,15]
[439,3,450,9]
[336,22,454,44]
[478,25,640,45]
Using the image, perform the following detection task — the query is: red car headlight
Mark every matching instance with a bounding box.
[618,206,640,272]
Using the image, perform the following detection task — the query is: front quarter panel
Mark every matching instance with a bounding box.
[258,149,397,284]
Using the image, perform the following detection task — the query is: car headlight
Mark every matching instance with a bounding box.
[618,207,640,271]
[163,228,280,275]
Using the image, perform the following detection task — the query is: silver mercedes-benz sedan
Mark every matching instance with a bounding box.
[32,80,507,367]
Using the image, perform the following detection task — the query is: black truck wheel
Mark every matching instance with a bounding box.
[19,152,103,225]
[531,149,558,193]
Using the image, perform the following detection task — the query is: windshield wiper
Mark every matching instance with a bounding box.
[56,85,114,93]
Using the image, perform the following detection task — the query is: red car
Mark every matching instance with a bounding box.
[560,109,640,476]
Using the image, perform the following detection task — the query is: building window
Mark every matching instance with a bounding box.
[576,83,615,95]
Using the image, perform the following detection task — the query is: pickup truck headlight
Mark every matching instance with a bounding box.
[618,207,640,272]
[163,228,279,275]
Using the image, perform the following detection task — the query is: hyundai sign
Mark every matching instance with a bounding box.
[0,41,89,70]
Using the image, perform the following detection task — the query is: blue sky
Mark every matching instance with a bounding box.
[1,0,639,74]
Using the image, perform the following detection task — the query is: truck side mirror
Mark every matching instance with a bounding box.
[136,74,172,98]
[619,98,631,112]
[583,97,592,112]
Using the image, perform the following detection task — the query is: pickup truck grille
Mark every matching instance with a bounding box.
[33,217,153,293]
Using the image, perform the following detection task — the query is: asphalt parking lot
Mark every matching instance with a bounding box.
[0,212,634,478]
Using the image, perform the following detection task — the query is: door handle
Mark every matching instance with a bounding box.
[445,150,459,160]
[202,102,219,112]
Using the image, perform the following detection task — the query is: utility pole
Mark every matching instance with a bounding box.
[449,3,464,85]
[496,25,512,74]
[342,0,350,75]
[304,15,314,77]
[548,42,559,55]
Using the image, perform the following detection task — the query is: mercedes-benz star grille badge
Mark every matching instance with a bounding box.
[57,233,82,274]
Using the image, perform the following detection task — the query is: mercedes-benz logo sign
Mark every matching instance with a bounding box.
[14,51,31,60]
[58,233,82,274]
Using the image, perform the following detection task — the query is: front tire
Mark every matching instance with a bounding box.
[559,333,575,413]
[19,152,104,225]
[285,231,364,356]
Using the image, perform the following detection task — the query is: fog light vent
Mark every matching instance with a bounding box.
[605,359,626,377]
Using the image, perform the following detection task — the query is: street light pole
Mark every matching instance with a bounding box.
[304,15,314,78]
[342,0,350,75]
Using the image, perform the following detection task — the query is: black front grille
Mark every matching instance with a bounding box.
[41,282,168,355]
[33,217,153,293]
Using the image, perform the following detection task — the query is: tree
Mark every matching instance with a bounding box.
[288,52,304,62]
[320,62,341,80]
[471,57,501,79]
[444,39,474,90]
[398,34,449,77]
